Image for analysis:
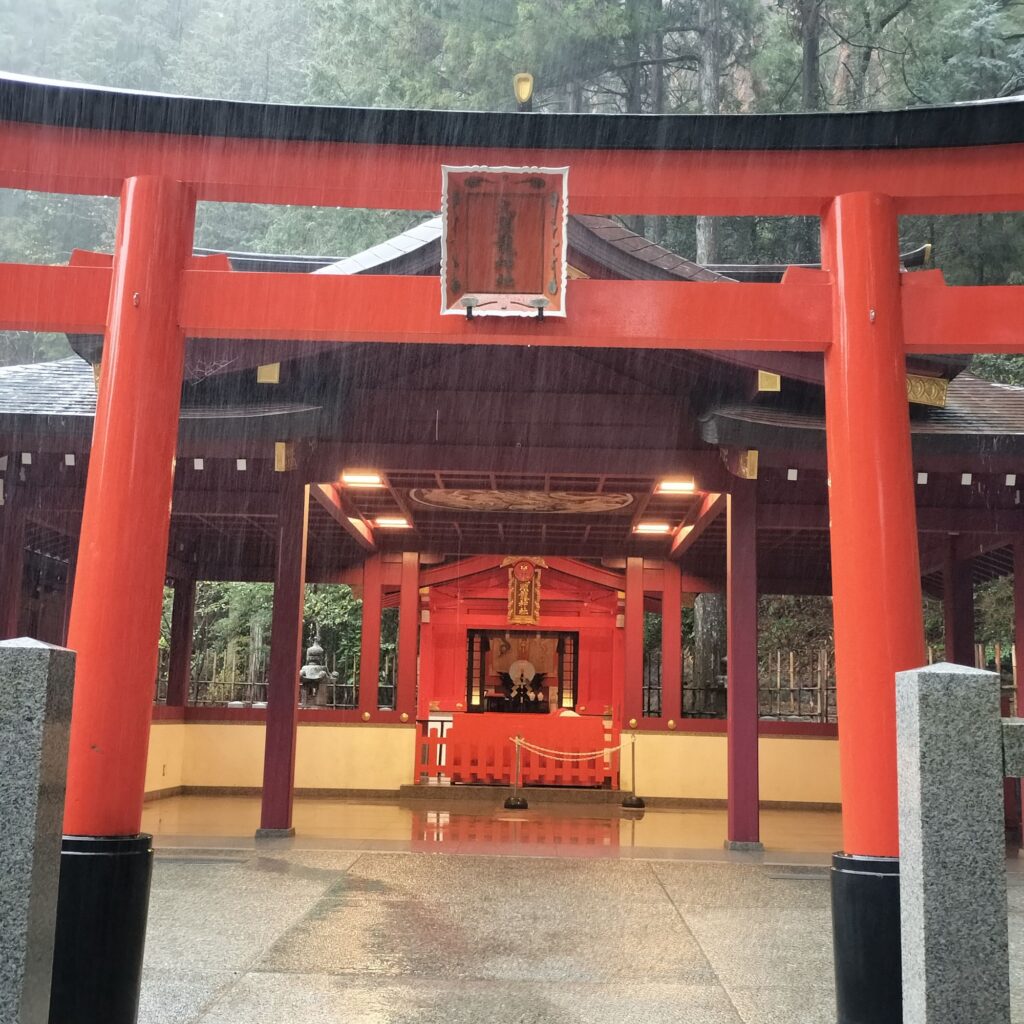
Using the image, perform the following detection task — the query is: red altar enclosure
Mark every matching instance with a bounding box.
[415,564,623,786]
[417,565,622,720]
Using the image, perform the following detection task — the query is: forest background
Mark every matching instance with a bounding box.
[1,0,1022,688]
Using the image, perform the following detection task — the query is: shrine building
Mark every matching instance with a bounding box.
[2,71,1024,1021]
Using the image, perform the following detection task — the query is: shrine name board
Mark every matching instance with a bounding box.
[441,165,568,318]
[504,556,545,624]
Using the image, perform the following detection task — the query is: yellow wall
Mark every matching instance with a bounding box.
[758,736,841,805]
[146,722,185,794]
[626,733,728,800]
[145,721,417,795]
[295,725,416,791]
[627,731,840,805]
[147,721,837,804]
[183,724,267,788]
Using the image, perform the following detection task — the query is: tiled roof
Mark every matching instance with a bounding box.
[313,214,727,282]
[315,218,443,276]
[570,215,729,282]
[0,356,320,424]
[700,372,1024,450]
[0,357,96,417]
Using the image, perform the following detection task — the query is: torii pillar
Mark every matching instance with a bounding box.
[52,176,195,1024]
[823,192,924,1024]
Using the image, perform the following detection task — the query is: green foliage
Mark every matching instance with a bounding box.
[757,595,834,654]
[304,583,364,665]
[160,581,377,685]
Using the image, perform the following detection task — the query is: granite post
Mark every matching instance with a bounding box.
[0,638,75,1024]
[896,662,1009,1024]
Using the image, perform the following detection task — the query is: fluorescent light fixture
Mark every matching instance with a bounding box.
[657,478,696,494]
[375,516,411,529]
[341,469,385,488]
[633,521,672,535]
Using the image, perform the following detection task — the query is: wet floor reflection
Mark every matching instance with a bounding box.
[142,793,843,855]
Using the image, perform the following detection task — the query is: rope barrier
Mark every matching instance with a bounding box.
[509,736,624,760]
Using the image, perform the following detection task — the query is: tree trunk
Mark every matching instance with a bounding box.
[621,0,646,237]
[692,592,726,714]
[696,0,722,264]
[800,0,822,110]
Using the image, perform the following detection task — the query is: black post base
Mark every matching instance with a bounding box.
[49,834,153,1024]
[504,796,529,809]
[622,794,645,809]
[831,852,902,1024]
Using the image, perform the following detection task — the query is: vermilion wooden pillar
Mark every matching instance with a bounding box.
[726,479,760,848]
[823,192,924,1023]
[0,490,25,639]
[50,176,196,1024]
[397,551,419,718]
[358,554,383,716]
[943,538,975,666]
[661,560,683,722]
[624,556,645,725]
[822,191,924,859]
[63,176,196,836]
[1015,542,1024,714]
[165,576,196,707]
[258,481,309,835]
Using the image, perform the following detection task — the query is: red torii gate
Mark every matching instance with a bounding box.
[3,74,1024,1023]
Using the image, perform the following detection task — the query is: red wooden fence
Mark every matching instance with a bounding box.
[417,713,619,788]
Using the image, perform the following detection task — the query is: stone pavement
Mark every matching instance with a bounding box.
[134,845,1024,1024]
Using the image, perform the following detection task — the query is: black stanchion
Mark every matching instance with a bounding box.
[504,736,528,809]
[830,852,902,1024]
[49,834,153,1024]
[622,732,645,809]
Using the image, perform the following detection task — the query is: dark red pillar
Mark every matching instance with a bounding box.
[943,537,975,666]
[1015,541,1024,714]
[358,554,383,717]
[63,176,196,835]
[0,488,25,639]
[396,550,419,720]
[60,550,77,647]
[165,576,196,707]
[726,479,760,848]
[624,556,644,725]
[661,560,682,723]
[258,481,309,836]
